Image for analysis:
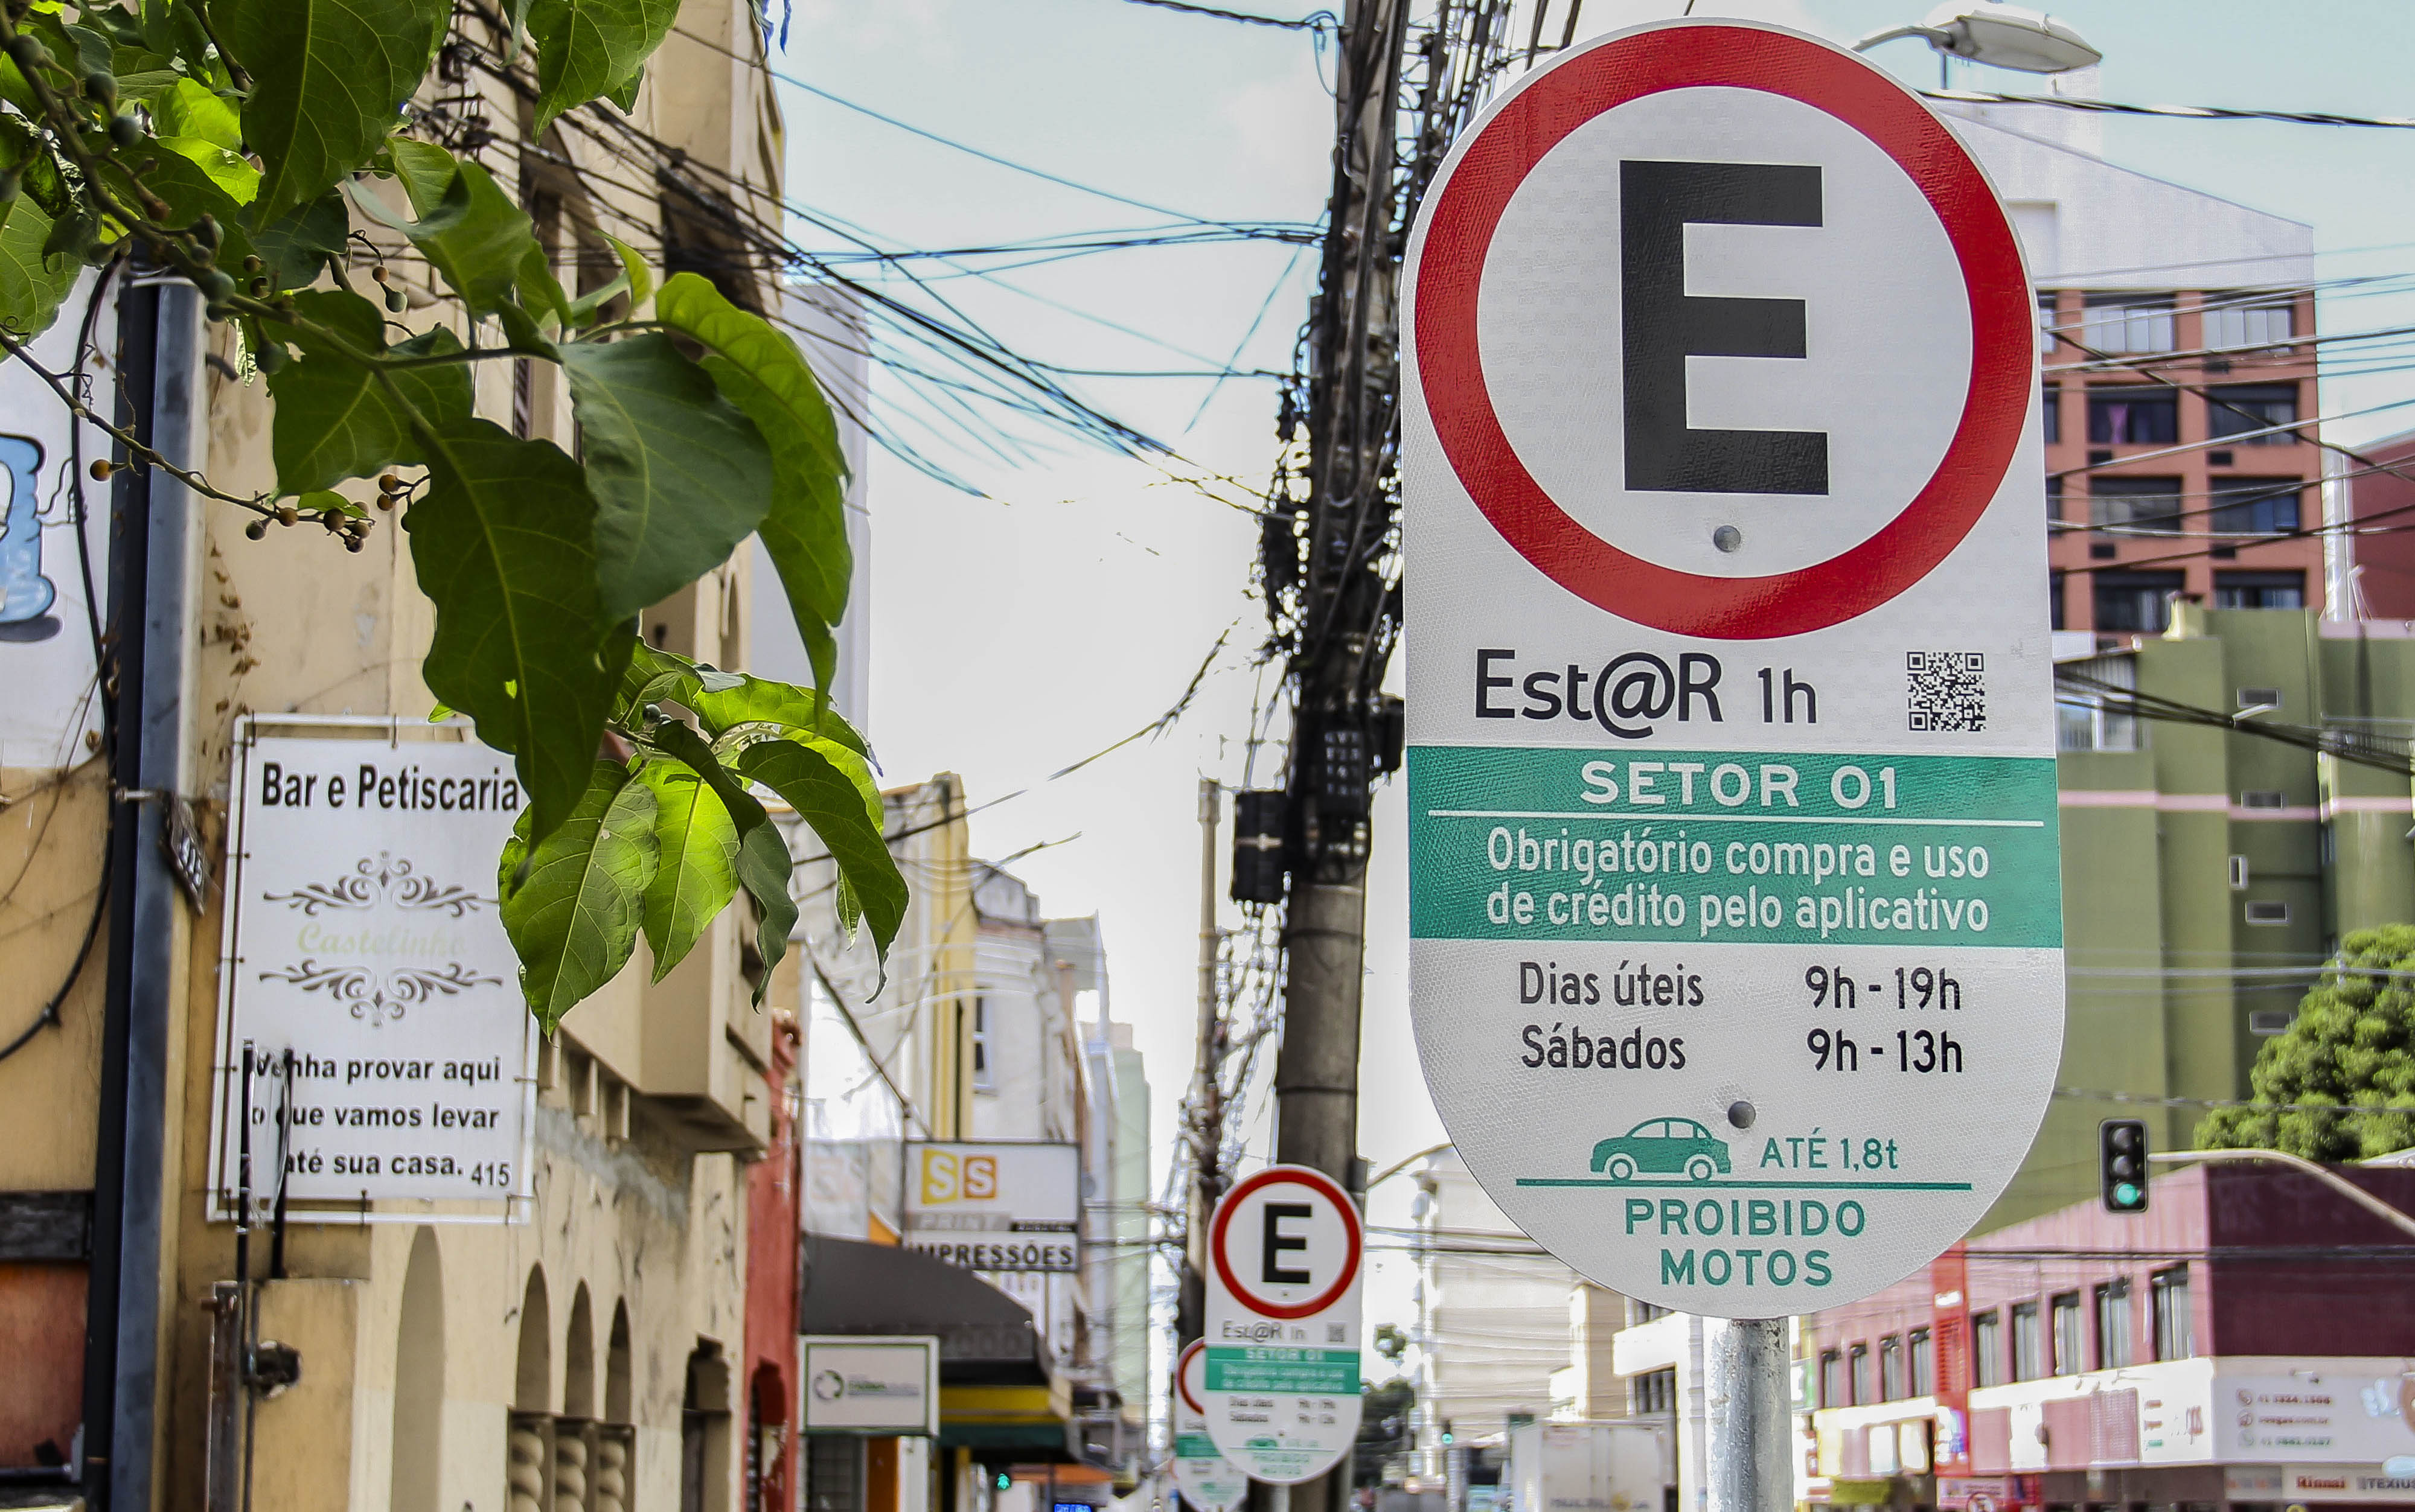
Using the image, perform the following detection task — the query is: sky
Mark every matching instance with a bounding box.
[776,0,2415,1364]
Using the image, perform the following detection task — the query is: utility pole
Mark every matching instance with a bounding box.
[1179,778,1224,1345]
[1270,8,1410,1512]
[1241,6,1510,1508]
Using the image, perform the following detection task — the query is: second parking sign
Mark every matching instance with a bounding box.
[1201,1165,1365,1482]
[1402,19,2064,1315]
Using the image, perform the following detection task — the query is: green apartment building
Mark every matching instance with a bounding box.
[1991,605,2415,1227]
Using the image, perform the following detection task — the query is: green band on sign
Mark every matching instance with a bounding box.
[1407,746,2062,949]
[1204,1347,1361,1395]
[1177,1435,1221,1458]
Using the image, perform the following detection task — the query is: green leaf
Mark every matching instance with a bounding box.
[153,77,242,150]
[656,273,852,697]
[733,821,795,1004]
[247,188,350,293]
[385,136,459,222]
[635,757,741,980]
[156,136,261,205]
[498,761,659,1027]
[408,417,627,844]
[605,63,644,113]
[565,269,630,328]
[559,332,774,620]
[267,290,472,493]
[736,738,903,960]
[385,139,539,316]
[0,199,77,339]
[213,0,449,222]
[526,0,677,133]
[687,674,874,763]
[650,716,771,836]
[603,232,653,308]
[517,242,573,328]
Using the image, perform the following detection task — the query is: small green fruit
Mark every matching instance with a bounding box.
[107,114,141,150]
[383,286,408,313]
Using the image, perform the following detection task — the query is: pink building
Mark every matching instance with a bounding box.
[1799,1163,2415,1512]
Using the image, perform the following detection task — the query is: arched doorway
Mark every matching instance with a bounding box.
[508,1268,551,1512]
[388,1228,444,1512]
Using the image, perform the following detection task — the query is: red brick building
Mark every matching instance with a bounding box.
[2343,429,2415,617]
[2042,288,2326,636]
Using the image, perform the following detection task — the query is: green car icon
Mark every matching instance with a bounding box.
[1590,1117,1732,1182]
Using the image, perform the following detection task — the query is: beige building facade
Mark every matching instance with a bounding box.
[0,7,807,1510]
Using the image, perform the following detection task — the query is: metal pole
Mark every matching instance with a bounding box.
[1180,780,1221,1344]
[1703,1318,1791,1512]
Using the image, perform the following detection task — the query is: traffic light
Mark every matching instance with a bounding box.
[2100,1118,2148,1213]
[1441,1420,1454,1446]
[996,1472,1012,1492]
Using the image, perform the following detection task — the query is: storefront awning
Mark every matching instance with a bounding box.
[799,1233,1055,1388]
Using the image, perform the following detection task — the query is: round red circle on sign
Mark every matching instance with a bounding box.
[1209,1164,1363,1321]
[1411,22,2030,640]
[1178,1339,1208,1415]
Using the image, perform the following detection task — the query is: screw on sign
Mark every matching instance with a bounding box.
[1200,1164,1366,1483]
[1172,1341,1252,1512]
[1401,19,2063,1317]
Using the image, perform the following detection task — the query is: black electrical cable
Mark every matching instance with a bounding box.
[1117,0,1337,32]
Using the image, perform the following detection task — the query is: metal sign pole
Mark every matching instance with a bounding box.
[1703,1318,1791,1512]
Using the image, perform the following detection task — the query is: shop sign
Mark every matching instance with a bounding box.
[2217,1370,2415,1463]
[1937,1474,2036,1511]
[1202,1164,1366,1483]
[208,725,534,1217]
[902,1141,1080,1272]
[0,273,109,767]
[1401,17,2061,1316]
[801,1336,939,1435]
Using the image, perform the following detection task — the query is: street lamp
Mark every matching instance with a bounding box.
[1853,2,2102,78]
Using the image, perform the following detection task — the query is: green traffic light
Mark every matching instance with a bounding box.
[2113,1182,2142,1208]
[997,1473,1013,1491]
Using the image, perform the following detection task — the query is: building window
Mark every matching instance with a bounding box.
[2057,653,2139,751]
[2245,899,2291,925]
[2091,476,2183,535]
[2209,479,2302,536]
[2205,293,2294,351]
[2250,1007,2294,1035]
[2043,383,2061,445]
[2207,383,2300,444]
[1630,1299,1671,1325]
[2151,1266,2193,1360]
[1971,1310,2003,1388]
[2214,570,2306,610]
[2083,293,2176,354]
[1633,1368,1677,1416]
[971,996,994,1091]
[2038,290,2061,342]
[2010,1302,2042,1380]
[2094,571,2187,634]
[1910,1329,1935,1398]
[1819,1350,1844,1409]
[2088,388,2180,445]
[1880,1336,1907,1401]
[2050,570,2066,632]
[2050,1293,2083,1376]
[2096,1278,2134,1369]
[1849,1344,1872,1406]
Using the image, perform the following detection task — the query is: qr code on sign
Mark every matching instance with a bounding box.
[1907,651,1986,732]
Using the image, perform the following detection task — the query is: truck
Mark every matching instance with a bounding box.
[1501,1421,1672,1512]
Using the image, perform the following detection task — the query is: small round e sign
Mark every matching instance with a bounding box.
[1201,1165,1366,1483]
